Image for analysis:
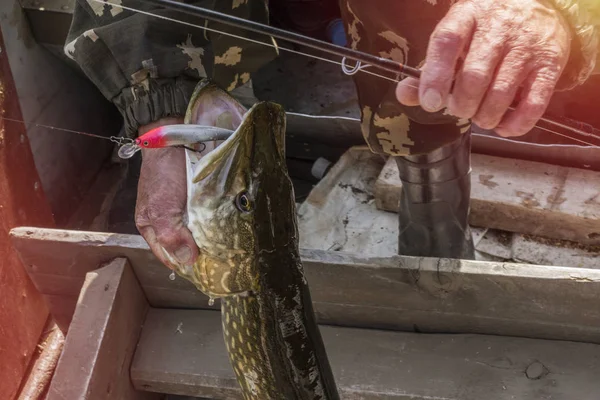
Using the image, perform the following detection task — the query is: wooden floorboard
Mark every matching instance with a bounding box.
[375,154,600,246]
[10,227,600,343]
[47,258,160,400]
[132,308,600,400]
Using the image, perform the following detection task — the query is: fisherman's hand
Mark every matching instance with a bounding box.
[395,0,572,137]
[135,117,199,270]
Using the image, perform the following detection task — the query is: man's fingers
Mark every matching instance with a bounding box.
[472,50,532,130]
[495,66,559,137]
[138,207,200,267]
[148,212,199,266]
[419,3,476,112]
[447,31,504,119]
[396,77,420,106]
[138,226,176,270]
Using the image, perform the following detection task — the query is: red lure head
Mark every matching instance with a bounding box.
[135,127,168,148]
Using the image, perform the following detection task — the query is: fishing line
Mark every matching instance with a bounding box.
[5,108,594,148]
[526,124,597,146]
[2,117,133,145]
[87,0,600,148]
[2,0,598,149]
[118,0,600,143]
[86,0,401,83]
[144,0,420,77]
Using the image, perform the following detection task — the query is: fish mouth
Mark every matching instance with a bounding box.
[179,79,287,201]
[184,80,246,129]
[190,99,286,184]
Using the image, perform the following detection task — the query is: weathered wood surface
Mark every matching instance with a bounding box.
[132,308,600,400]
[47,258,159,400]
[512,234,600,267]
[0,1,121,224]
[0,22,55,400]
[10,227,600,344]
[66,163,128,232]
[298,147,396,255]
[473,229,600,268]
[295,149,600,269]
[375,154,600,245]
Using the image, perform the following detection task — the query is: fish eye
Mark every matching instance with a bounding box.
[143,140,149,147]
[235,191,253,213]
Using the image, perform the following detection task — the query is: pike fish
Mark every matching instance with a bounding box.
[167,80,340,400]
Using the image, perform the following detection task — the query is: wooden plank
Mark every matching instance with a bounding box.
[374,154,600,245]
[47,258,159,400]
[132,308,600,400]
[10,227,600,344]
[511,233,600,268]
[0,0,121,224]
[143,286,219,311]
[43,295,78,333]
[0,22,55,400]
[65,163,128,232]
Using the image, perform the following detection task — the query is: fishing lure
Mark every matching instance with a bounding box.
[117,124,233,159]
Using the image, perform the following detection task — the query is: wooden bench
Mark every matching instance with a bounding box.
[10,227,600,399]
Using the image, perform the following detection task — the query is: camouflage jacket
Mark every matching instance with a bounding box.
[65,0,600,155]
[65,0,277,138]
[339,0,600,156]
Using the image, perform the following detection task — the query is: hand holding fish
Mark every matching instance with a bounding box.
[135,117,200,269]
[134,87,247,270]
[396,0,572,138]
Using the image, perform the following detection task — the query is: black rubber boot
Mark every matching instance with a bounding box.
[394,131,475,260]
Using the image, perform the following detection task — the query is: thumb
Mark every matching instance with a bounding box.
[139,222,199,269]
[154,215,199,266]
[396,76,421,106]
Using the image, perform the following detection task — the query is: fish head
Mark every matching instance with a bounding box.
[177,83,293,298]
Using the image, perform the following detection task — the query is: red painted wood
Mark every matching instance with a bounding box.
[0,24,55,400]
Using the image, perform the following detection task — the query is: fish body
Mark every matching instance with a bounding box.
[171,81,340,400]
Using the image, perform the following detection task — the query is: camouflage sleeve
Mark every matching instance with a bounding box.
[339,0,470,157]
[64,0,277,138]
[549,0,599,90]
